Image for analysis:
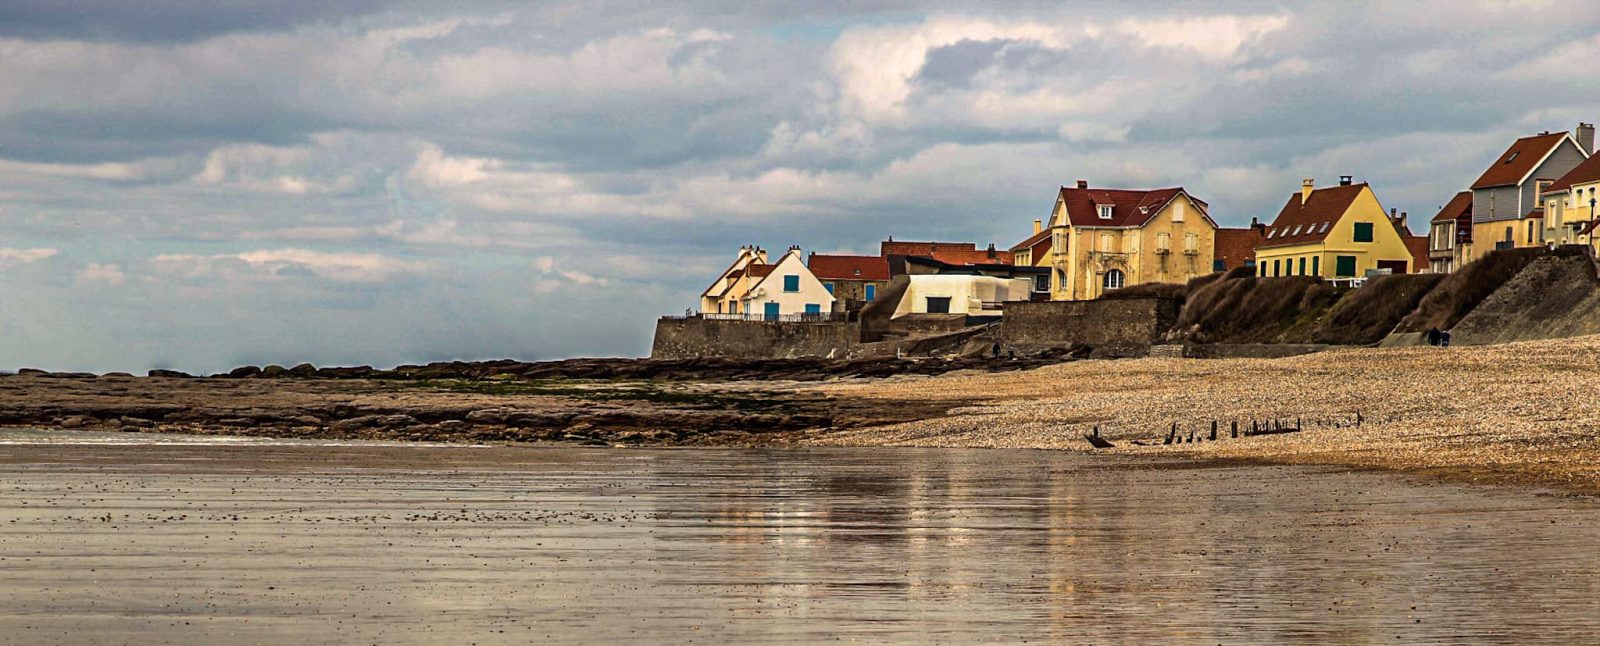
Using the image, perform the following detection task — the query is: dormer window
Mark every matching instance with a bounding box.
[1267,228,1276,239]
[1291,225,1302,236]
[1097,204,1113,219]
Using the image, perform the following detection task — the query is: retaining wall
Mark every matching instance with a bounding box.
[998,298,1180,358]
[650,317,860,360]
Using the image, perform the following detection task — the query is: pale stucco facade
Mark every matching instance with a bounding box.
[890,275,1032,318]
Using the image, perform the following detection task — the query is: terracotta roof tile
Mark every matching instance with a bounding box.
[745,264,776,278]
[1214,226,1263,269]
[1431,191,1473,223]
[880,241,1012,265]
[807,254,889,281]
[1547,151,1600,193]
[1471,132,1568,189]
[1057,186,1206,228]
[1008,228,1051,252]
[1403,235,1428,273]
[1260,183,1366,248]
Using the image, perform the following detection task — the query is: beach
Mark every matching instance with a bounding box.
[813,334,1600,493]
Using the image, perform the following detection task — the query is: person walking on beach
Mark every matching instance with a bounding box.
[1426,327,1441,346]
[1441,330,1452,347]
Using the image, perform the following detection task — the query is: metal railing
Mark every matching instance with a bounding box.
[670,312,848,323]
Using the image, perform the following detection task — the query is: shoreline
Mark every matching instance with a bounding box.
[7,335,1600,495]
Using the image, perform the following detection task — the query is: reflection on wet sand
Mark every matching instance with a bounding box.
[2,429,1599,644]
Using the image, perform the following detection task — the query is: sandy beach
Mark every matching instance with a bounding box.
[811,334,1600,493]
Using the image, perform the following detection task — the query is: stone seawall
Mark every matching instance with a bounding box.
[650,317,860,360]
[998,298,1180,358]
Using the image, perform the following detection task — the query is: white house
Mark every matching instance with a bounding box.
[891,274,1032,318]
[738,246,837,320]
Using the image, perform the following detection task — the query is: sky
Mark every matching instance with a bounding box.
[2,0,1599,373]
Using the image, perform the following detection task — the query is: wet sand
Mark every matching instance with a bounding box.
[4,430,1600,644]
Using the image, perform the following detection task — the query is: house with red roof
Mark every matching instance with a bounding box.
[1254,177,1417,280]
[1466,123,1591,262]
[1012,179,1218,300]
[1427,191,1473,273]
[807,253,890,311]
[1213,220,1266,272]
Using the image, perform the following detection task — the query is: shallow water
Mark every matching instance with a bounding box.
[2,429,1599,644]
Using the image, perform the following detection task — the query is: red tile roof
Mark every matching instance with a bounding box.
[745,264,776,278]
[1008,229,1053,262]
[880,240,1012,265]
[1431,191,1473,224]
[1056,186,1210,228]
[807,254,889,281]
[1260,183,1367,248]
[1214,226,1264,269]
[1524,207,1545,220]
[1471,132,1569,189]
[1547,150,1600,193]
[1403,235,1428,273]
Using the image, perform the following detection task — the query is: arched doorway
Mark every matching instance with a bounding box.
[1103,268,1125,291]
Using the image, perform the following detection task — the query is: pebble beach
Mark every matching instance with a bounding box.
[811,335,1600,493]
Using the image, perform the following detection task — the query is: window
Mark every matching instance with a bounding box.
[925,296,952,314]
[824,283,834,295]
[1353,222,1374,243]
[1213,259,1226,272]
[804,303,821,315]
[1311,256,1320,276]
[1033,274,1049,293]
[1273,259,1281,276]
[1504,226,1513,242]
[1259,263,1267,277]
[1291,224,1302,236]
[1103,269,1125,291]
[1335,255,1357,277]
[1299,257,1307,275]
[1505,151,1520,164]
[1267,228,1276,239]
[1098,204,1113,219]
[763,302,780,321]
[1156,232,1171,252]
[783,275,799,292]
[1099,232,1114,251]
[1320,222,1330,234]
[1184,233,1198,253]
[1528,220,1536,244]
[865,284,876,301]
[1172,201,1186,222]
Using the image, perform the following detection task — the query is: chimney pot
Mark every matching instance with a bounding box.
[1340,175,1353,186]
[1033,219,1043,234]
[1301,178,1314,205]
[1076,179,1089,189]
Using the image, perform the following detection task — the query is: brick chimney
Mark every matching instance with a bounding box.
[986,243,997,259]
[1076,179,1089,189]
[1301,178,1314,205]
[1033,219,1042,234]
[1578,122,1596,155]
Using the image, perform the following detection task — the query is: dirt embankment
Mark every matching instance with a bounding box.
[1449,252,1600,345]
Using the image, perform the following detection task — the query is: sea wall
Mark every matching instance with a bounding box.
[998,298,1180,358]
[650,317,860,360]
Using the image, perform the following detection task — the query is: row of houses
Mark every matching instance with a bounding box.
[699,122,1598,320]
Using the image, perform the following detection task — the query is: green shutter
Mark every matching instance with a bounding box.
[1353,222,1374,243]
[1335,255,1357,277]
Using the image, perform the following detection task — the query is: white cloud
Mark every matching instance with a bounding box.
[151,249,428,283]
[76,262,127,286]
[0,247,59,269]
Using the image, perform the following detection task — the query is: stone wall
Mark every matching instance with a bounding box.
[998,298,1180,358]
[650,317,860,360]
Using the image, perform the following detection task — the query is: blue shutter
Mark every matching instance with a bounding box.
[763,302,780,321]
[804,303,821,315]
[783,275,799,292]
[865,285,876,300]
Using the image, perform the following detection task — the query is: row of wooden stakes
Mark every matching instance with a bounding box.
[1082,412,1364,449]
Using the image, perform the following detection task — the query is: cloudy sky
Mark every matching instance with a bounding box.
[2,0,1598,373]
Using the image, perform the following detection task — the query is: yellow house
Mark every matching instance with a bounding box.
[1255,178,1414,280]
[1011,180,1217,301]
[699,245,767,315]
